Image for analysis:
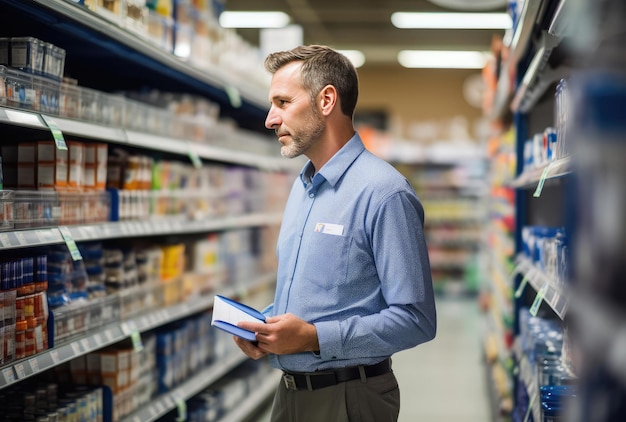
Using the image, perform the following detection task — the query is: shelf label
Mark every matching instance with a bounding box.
[41,115,68,150]
[514,274,531,299]
[2,367,16,384]
[29,358,40,374]
[225,84,242,108]
[173,392,187,422]
[0,233,11,248]
[187,144,202,169]
[59,226,83,261]
[130,330,144,352]
[50,350,60,364]
[533,162,555,198]
[70,342,82,356]
[14,363,26,379]
[14,232,27,246]
[529,283,549,317]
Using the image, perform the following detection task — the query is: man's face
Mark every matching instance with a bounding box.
[265,61,325,158]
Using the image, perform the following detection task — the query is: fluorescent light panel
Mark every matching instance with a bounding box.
[391,12,512,29]
[398,50,489,69]
[338,50,366,68]
[219,11,290,28]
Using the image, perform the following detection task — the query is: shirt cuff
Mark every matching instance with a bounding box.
[314,320,342,362]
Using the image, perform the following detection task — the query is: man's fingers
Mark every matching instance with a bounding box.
[238,321,268,333]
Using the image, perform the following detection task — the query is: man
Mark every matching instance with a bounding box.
[235,45,437,422]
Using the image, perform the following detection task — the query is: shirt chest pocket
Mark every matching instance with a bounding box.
[300,232,351,291]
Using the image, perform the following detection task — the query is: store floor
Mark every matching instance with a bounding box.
[253,295,491,422]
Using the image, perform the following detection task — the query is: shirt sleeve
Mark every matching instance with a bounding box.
[315,190,437,362]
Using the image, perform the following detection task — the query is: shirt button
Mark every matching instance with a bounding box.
[309,193,315,198]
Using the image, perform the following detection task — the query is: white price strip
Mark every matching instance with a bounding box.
[50,349,60,364]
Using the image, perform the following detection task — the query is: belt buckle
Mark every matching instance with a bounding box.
[283,374,298,391]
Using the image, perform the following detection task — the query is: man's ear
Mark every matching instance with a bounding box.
[318,85,338,117]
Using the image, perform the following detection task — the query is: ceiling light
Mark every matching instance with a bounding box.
[391,12,512,29]
[338,50,366,68]
[219,11,290,28]
[397,50,490,69]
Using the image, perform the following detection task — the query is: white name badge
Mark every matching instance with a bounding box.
[314,222,344,236]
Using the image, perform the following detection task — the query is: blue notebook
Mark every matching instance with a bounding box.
[211,295,266,342]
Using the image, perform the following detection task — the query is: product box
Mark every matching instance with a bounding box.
[100,348,130,373]
[36,141,68,189]
[67,141,85,189]
[17,142,36,189]
[10,37,45,74]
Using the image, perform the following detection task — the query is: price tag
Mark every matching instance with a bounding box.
[533,162,555,198]
[81,338,91,352]
[103,329,114,343]
[59,226,82,261]
[29,358,40,374]
[0,233,11,248]
[187,144,202,169]
[93,333,103,347]
[173,392,187,422]
[14,363,26,379]
[225,84,242,108]
[530,283,549,317]
[130,330,143,352]
[514,273,531,299]
[50,349,60,364]
[2,367,16,384]
[41,115,67,150]
[70,342,82,356]
[14,232,27,246]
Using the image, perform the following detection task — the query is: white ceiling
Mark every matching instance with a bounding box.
[223,0,508,67]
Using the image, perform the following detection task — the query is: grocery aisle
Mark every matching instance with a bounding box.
[395,295,490,421]
[253,295,490,422]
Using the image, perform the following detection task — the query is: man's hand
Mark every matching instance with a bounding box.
[236,313,320,355]
[233,336,268,360]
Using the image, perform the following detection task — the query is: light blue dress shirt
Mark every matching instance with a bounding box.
[266,133,436,373]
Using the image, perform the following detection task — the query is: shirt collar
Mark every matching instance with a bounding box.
[299,133,365,189]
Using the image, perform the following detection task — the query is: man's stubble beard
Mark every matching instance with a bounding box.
[280,108,325,159]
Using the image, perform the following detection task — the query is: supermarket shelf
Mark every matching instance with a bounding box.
[0,212,283,250]
[511,31,565,114]
[0,106,296,172]
[512,255,568,320]
[490,0,543,120]
[548,0,571,38]
[123,353,247,422]
[508,156,571,189]
[3,0,267,111]
[0,272,276,390]
[219,370,281,422]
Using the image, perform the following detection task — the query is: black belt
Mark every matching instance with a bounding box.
[282,358,392,391]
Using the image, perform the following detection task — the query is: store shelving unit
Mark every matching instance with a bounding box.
[0,0,290,420]
[484,0,576,420]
